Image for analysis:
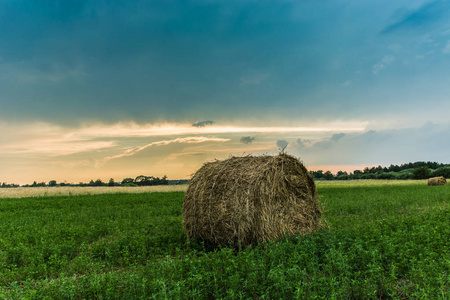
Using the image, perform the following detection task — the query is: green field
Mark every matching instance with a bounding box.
[0,182,449,299]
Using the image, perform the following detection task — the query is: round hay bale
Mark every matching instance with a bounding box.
[182,153,322,248]
[428,176,447,186]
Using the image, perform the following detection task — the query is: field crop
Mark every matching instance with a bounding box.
[0,182,449,299]
[0,185,188,199]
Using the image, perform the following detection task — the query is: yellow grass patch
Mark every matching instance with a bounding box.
[0,185,188,199]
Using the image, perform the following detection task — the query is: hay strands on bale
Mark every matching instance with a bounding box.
[182,153,322,249]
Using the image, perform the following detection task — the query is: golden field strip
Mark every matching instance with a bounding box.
[0,180,429,198]
[0,185,189,198]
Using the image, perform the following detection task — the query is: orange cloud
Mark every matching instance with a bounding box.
[98,136,231,166]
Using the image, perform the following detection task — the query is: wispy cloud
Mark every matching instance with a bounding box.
[68,122,367,139]
[0,140,116,156]
[0,122,117,156]
[239,72,270,86]
[0,121,367,157]
[341,80,351,86]
[302,133,346,150]
[443,40,450,54]
[295,138,312,148]
[330,133,346,141]
[381,1,450,34]
[373,55,395,74]
[99,136,231,166]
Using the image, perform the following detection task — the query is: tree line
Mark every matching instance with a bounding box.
[310,161,450,180]
[1,175,172,188]
[2,161,449,188]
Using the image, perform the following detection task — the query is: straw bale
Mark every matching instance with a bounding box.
[427,176,447,186]
[182,153,322,248]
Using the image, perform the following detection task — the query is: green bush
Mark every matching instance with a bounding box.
[431,167,450,178]
[412,166,430,179]
[337,174,349,180]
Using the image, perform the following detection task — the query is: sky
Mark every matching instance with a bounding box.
[1,0,450,184]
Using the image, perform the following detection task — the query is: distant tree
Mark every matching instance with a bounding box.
[352,170,362,179]
[88,180,95,186]
[336,171,348,177]
[360,173,376,179]
[121,178,134,185]
[376,172,397,180]
[431,167,450,178]
[152,176,168,185]
[48,180,57,187]
[94,179,104,186]
[412,166,430,179]
[389,164,401,172]
[134,175,147,186]
[311,170,324,179]
[323,171,334,180]
[134,175,168,186]
[397,172,412,180]
[108,178,115,187]
[2,182,19,188]
[426,161,441,170]
[337,174,349,180]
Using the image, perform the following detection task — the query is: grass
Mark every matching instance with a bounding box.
[0,180,426,199]
[0,185,188,198]
[0,181,449,299]
[315,179,429,187]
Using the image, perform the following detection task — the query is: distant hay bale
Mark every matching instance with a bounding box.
[182,153,322,248]
[428,176,447,186]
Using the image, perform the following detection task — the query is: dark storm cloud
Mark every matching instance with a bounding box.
[0,0,317,124]
[192,120,214,127]
[1,0,450,126]
[240,136,255,144]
